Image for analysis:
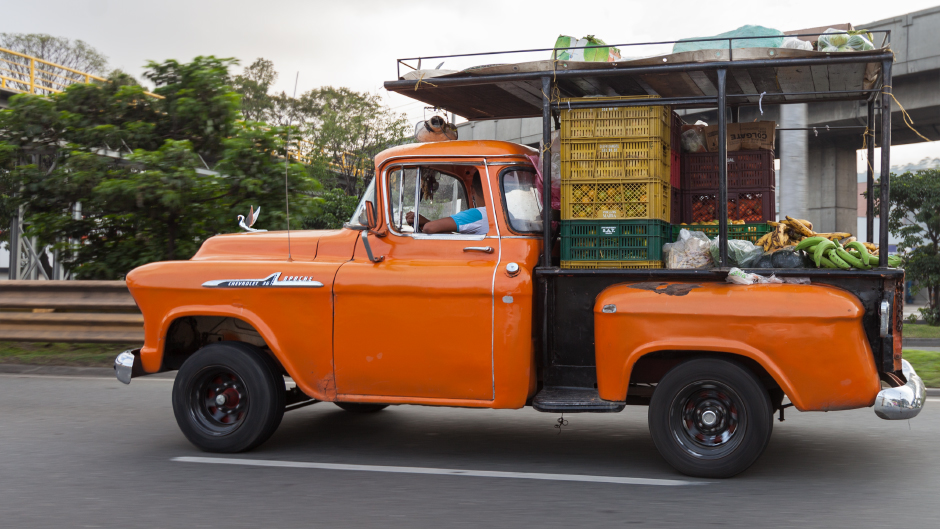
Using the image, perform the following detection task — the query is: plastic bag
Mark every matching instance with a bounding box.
[726,267,784,285]
[780,37,813,51]
[665,229,714,269]
[709,237,764,268]
[681,121,708,153]
[673,25,783,53]
[553,35,621,62]
[818,29,874,52]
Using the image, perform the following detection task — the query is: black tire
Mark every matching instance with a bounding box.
[172,342,285,453]
[648,358,773,479]
[334,402,389,413]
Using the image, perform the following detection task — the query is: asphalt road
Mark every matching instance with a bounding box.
[2,372,938,528]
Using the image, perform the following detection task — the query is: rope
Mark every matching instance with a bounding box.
[861,125,876,176]
[882,85,932,143]
[413,71,438,91]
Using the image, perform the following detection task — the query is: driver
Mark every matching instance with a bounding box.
[406,172,489,235]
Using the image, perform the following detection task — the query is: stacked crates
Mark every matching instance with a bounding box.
[559,96,673,269]
[679,150,776,223]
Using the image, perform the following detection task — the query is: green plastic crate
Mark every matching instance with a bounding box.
[561,219,671,262]
[670,223,772,244]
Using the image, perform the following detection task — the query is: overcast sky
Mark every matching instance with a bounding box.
[3,0,938,167]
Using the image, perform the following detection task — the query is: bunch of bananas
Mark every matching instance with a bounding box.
[755,216,854,252]
[794,236,900,269]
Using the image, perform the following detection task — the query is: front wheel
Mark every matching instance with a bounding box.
[648,358,773,478]
[172,342,285,453]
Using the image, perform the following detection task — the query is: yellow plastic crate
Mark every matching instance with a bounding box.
[561,179,670,221]
[559,96,670,145]
[561,260,664,269]
[561,139,670,181]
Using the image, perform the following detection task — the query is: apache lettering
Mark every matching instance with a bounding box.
[202,272,324,288]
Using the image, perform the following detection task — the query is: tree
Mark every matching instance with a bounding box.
[0,57,319,279]
[302,188,359,230]
[231,58,277,123]
[881,169,940,325]
[0,33,109,74]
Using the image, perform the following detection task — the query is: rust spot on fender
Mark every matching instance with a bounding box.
[629,282,701,297]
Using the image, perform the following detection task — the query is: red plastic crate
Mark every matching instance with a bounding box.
[681,150,775,190]
[670,150,681,188]
[681,188,776,223]
[671,112,683,153]
[670,186,682,224]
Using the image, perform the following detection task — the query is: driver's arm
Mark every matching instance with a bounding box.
[405,212,458,234]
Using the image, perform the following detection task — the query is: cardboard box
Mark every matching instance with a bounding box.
[705,121,775,152]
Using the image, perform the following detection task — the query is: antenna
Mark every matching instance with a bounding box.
[284,71,299,262]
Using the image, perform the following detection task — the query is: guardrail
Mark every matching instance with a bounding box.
[0,46,107,96]
[0,281,143,343]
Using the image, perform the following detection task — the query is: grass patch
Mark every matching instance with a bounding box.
[902,349,940,388]
[0,342,139,367]
[903,324,940,339]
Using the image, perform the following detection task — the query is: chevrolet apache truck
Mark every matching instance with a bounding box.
[115,37,925,478]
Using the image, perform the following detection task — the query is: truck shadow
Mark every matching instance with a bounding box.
[253,404,924,481]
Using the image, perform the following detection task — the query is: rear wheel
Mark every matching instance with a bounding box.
[334,402,389,413]
[172,342,285,453]
[648,358,773,478]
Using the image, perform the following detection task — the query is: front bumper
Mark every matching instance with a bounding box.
[114,349,144,384]
[874,360,926,420]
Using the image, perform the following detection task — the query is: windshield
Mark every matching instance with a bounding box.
[348,177,377,227]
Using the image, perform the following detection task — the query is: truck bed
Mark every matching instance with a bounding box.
[535,267,904,389]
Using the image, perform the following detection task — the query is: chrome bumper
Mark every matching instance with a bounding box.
[874,360,926,420]
[114,349,140,384]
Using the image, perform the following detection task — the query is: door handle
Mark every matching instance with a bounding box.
[463,246,494,253]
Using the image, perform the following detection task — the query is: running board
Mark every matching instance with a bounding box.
[532,387,625,413]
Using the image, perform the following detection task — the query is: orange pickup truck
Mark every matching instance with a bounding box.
[116,139,923,478]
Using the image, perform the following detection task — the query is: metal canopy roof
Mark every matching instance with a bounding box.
[384,48,890,121]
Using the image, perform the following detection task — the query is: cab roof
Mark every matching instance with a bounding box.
[374,140,537,169]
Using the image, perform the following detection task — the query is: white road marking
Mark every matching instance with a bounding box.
[172,456,701,486]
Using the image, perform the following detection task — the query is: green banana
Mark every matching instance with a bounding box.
[813,240,836,267]
[819,255,839,269]
[795,236,827,251]
[845,241,870,266]
[827,249,852,269]
[835,247,866,269]
[888,254,902,267]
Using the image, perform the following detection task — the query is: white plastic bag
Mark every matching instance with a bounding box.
[709,237,764,268]
[665,229,715,269]
[726,268,784,285]
[780,37,813,51]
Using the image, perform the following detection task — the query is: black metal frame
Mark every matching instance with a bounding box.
[389,33,899,388]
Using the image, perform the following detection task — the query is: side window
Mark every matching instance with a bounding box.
[349,176,377,227]
[388,166,469,234]
[500,168,543,233]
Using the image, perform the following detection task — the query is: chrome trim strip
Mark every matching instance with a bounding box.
[874,360,926,420]
[880,299,890,337]
[202,272,324,288]
[411,233,486,241]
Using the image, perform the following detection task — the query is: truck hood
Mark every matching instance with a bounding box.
[190,229,352,261]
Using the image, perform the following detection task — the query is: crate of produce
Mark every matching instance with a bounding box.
[670,223,772,244]
[670,186,682,224]
[561,219,671,262]
[681,150,775,190]
[561,139,670,181]
[671,111,683,153]
[681,188,776,224]
[559,96,669,142]
[562,179,670,221]
[561,260,664,270]
[670,150,681,188]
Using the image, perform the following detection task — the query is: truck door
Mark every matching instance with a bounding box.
[332,164,499,401]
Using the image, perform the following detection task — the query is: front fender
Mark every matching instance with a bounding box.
[594,281,880,411]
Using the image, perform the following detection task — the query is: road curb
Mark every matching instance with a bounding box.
[905,339,940,347]
[0,363,175,379]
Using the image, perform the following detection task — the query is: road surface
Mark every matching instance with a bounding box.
[1,372,936,528]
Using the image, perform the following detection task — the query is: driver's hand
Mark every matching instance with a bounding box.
[405,212,415,226]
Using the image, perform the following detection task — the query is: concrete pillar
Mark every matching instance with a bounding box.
[806,137,859,235]
[779,104,808,222]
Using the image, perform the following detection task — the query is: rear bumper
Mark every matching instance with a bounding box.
[874,360,926,420]
[114,349,144,384]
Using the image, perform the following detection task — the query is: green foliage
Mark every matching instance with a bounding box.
[0,57,318,279]
[901,350,940,388]
[879,169,940,324]
[302,188,359,230]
